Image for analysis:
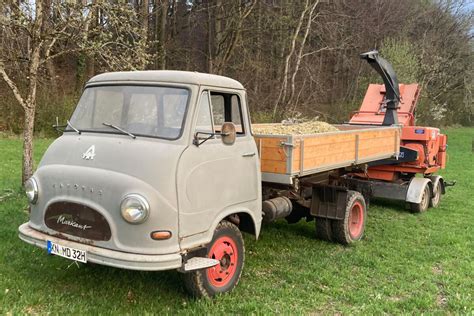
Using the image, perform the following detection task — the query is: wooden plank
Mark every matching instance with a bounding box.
[260,160,287,173]
[254,137,287,148]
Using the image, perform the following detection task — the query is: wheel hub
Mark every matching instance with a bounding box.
[348,201,364,239]
[207,236,238,287]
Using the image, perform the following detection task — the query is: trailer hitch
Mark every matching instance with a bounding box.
[444,180,456,187]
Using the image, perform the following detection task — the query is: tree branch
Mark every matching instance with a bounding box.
[0,61,27,110]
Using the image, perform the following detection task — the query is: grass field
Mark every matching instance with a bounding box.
[0,128,473,314]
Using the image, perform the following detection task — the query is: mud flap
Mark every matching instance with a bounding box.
[406,177,432,204]
[310,185,348,220]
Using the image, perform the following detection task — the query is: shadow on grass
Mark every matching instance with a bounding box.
[370,198,407,210]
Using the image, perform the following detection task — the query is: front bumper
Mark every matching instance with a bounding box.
[19,222,183,271]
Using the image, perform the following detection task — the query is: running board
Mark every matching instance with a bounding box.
[183,257,219,272]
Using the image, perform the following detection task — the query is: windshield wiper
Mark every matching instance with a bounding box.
[67,120,81,134]
[102,122,136,139]
[53,120,81,134]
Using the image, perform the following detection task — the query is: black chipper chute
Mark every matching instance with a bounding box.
[360,50,400,125]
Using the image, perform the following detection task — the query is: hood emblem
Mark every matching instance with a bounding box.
[57,215,92,231]
[82,145,96,160]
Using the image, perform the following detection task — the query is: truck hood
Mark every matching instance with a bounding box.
[38,133,186,206]
[28,133,187,254]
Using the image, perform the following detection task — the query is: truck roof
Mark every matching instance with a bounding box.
[87,70,245,90]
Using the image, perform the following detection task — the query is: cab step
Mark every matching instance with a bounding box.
[183,257,219,272]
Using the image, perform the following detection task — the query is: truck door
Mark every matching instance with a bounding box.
[177,89,260,241]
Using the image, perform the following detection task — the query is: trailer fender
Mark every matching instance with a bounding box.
[406,178,432,204]
[428,175,445,195]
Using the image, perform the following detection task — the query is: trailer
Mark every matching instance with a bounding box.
[18,51,449,298]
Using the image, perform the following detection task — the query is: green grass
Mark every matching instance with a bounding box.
[1,129,473,314]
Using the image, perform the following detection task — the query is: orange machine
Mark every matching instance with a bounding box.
[342,51,451,213]
[350,83,447,182]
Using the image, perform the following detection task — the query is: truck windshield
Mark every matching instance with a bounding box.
[67,85,189,139]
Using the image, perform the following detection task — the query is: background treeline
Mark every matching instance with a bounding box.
[1,0,473,137]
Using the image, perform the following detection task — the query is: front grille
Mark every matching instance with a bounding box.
[44,202,112,241]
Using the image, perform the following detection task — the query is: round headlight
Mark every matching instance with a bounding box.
[120,194,150,224]
[24,178,38,204]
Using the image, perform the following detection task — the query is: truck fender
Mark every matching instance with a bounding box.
[427,175,445,195]
[179,208,262,252]
[212,209,262,240]
[406,177,432,204]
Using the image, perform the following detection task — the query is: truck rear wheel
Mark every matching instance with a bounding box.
[315,217,333,242]
[183,220,244,298]
[410,185,430,213]
[331,191,366,245]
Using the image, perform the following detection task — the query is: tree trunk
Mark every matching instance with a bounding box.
[207,1,214,73]
[22,107,35,183]
[160,0,168,70]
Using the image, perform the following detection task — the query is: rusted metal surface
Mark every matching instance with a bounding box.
[45,201,111,241]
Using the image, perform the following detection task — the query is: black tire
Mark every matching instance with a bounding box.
[331,191,367,245]
[410,185,431,213]
[429,180,442,208]
[183,220,244,298]
[315,217,333,242]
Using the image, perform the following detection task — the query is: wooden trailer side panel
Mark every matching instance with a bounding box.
[254,126,400,183]
[291,128,399,175]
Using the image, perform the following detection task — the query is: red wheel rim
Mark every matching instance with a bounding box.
[348,201,364,239]
[207,236,238,287]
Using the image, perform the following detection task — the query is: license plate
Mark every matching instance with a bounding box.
[47,240,87,263]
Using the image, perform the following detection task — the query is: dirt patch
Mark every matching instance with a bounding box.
[253,120,337,135]
[432,264,443,275]
[436,282,448,308]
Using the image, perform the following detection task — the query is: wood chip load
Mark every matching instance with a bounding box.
[252,120,338,135]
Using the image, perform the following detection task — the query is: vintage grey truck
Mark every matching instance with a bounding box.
[19,52,448,297]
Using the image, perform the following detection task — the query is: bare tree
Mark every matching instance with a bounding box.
[272,0,320,120]
[0,0,153,183]
[207,0,256,74]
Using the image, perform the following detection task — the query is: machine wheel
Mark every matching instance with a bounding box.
[410,185,431,213]
[331,191,366,245]
[430,180,442,208]
[183,220,244,298]
[315,217,333,242]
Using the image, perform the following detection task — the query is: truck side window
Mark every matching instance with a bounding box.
[230,95,244,134]
[211,95,225,127]
[195,91,213,134]
[210,92,245,135]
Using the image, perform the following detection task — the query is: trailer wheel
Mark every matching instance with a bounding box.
[410,185,430,213]
[315,217,333,242]
[331,191,366,245]
[430,180,442,208]
[183,220,244,298]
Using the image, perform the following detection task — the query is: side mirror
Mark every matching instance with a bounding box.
[221,122,236,145]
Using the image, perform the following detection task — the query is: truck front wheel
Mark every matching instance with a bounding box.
[331,191,367,245]
[183,220,244,298]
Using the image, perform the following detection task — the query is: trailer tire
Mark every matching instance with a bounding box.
[331,191,366,245]
[429,180,442,208]
[410,185,431,213]
[183,220,244,298]
[315,217,333,242]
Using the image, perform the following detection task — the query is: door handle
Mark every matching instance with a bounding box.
[242,152,256,157]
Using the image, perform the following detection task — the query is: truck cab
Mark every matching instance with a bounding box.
[19,71,262,297]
